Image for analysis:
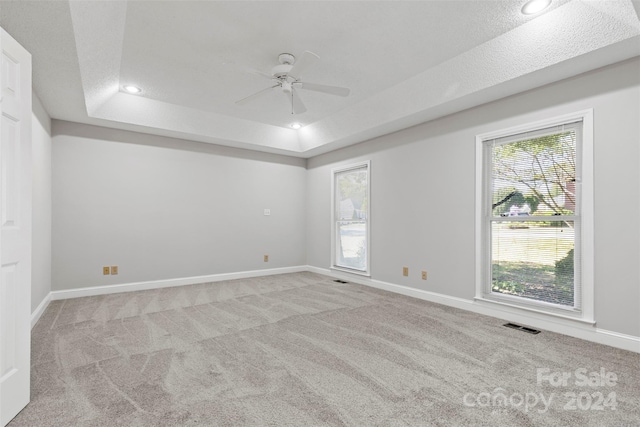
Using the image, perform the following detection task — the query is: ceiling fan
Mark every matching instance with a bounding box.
[235,51,351,115]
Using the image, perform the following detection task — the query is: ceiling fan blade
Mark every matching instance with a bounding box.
[247,68,273,80]
[224,61,273,80]
[235,84,279,106]
[289,51,319,80]
[295,81,350,97]
[288,88,307,114]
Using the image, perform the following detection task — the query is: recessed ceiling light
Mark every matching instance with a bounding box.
[290,123,302,130]
[123,85,142,94]
[521,0,552,15]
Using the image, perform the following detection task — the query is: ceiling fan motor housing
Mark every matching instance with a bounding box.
[278,53,295,65]
[272,63,293,78]
[272,53,295,78]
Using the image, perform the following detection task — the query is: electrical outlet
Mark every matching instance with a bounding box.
[402,267,409,277]
[422,271,428,280]
[103,266,110,275]
[264,255,269,262]
[111,265,118,275]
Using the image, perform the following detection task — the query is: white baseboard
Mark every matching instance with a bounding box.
[307,266,640,354]
[31,292,52,329]
[594,328,640,352]
[37,264,639,353]
[50,266,308,301]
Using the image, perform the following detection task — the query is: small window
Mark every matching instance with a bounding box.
[332,162,370,275]
[476,111,593,320]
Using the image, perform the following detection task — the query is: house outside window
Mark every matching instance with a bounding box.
[476,111,594,321]
[332,161,370,276]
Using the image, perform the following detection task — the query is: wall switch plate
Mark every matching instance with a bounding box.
[103,266,110,275]
[402,267,409,277]
[111,266,118,275]
[422,271,427,280]
[264,209,271,216]
[264,255,269,262]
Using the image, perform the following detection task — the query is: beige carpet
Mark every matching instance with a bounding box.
[9,272,640,426]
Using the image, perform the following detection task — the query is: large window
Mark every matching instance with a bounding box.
[476,111,593,320]
[332,162,370,275]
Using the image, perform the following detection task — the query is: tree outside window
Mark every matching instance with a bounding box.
[488,126,579,308]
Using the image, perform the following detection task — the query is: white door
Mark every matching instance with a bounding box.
[0,27,32,427]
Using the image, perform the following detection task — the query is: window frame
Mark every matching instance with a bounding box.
[331,161,371,277]
[475,110,594,323]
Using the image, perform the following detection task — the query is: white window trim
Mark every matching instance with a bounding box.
[331,161,371,277]
[475,110,594,323]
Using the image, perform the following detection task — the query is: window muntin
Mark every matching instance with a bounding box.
[332,162,369,275]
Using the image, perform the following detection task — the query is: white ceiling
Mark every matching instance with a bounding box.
[2,1,639,158]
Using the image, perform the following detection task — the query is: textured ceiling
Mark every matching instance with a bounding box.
[117,0,533,125]
[2,1,639,157]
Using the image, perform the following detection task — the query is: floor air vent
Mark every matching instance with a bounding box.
[503,323,541,334]
[333,279,348,284]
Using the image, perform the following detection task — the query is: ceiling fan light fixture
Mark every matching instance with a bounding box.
[290,123,302,130]
[123,85,142,94]
[521,0,552,15]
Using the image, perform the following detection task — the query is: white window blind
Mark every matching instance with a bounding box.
[484,121,582,311]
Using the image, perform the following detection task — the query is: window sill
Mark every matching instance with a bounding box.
[474,296,595,325]
[331,266,370,278]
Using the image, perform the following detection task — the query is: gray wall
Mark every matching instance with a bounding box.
[49,59,639,338]
[32,94,52,312]
[52,122,307,290]
[307,58,640,337]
